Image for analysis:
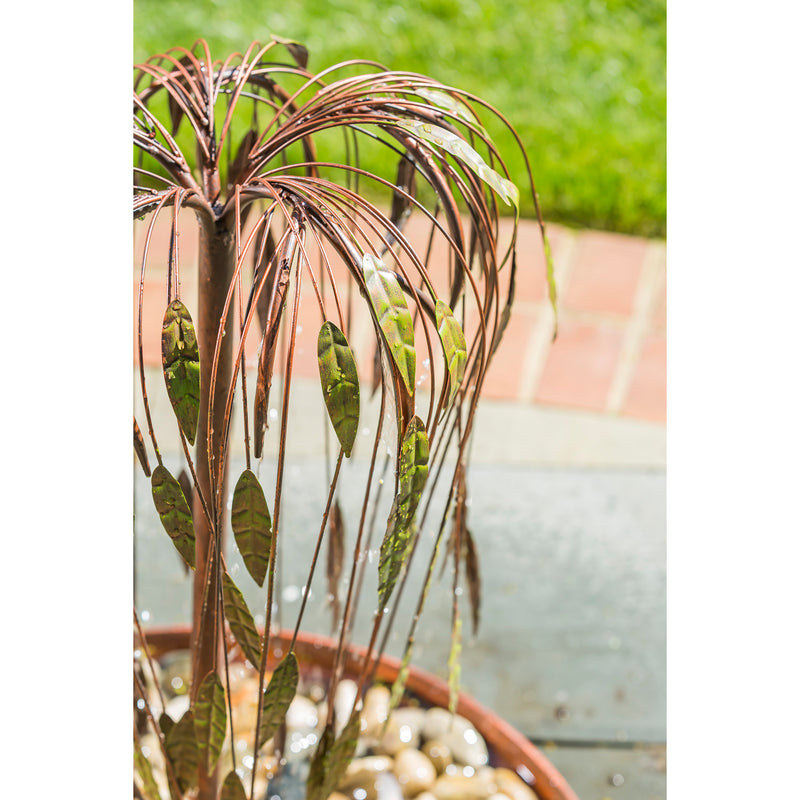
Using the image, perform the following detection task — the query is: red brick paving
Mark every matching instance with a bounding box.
[135,216,666,424]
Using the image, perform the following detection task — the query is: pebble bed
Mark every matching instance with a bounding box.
[136,650,540,800]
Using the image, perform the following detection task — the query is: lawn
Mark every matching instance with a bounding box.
[134,0,665,238]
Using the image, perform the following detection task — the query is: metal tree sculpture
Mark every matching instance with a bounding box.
[133,38,554,800]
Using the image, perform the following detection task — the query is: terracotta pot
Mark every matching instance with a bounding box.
[140,626,579,800]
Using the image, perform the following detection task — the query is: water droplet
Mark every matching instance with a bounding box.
[141,610,151,622]
[269,408,278,421]
[141,744,151,757]
[136,698,146,710]
[399,725,412,743]
[353,790,367,800]
[243,755,254,769]
[134,649,142,659]
[171,676,184,690]
[296,324,303,335]
[463,766,475,777]
[361,426,370,436]
[464,729,478,745]
[610,774,625,787]
[423,358,430,368]
[454,586,464,596]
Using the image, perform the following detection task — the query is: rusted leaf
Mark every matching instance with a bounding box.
[389,155,417,232]
[194,671,227,776]
[254,262,289,458]
[162,299,200,445]
[220,770,247,800]
[134,738,162,800]
[164,709,198,794]
[230,469,272,587]
[317,322,360,458]
[326,500,344,632]
[463,527,481,636]
[228,128,256,187]
[221,571,262,668]
[259,652,299,746]
[151,465,195,569]
[362,253,416,396]
[134,418,151,477]
[158,712,175,741]
[378,416,429,608]
[435,299,467,409]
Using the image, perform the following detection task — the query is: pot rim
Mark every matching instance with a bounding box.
[137,625,579,800]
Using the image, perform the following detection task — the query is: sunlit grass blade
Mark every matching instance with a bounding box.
[317,321,360,458]
[161,299,200,445]
[230,469,272,587]
[151,464,196,569]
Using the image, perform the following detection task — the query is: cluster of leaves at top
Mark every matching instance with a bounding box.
[133,36,554,800]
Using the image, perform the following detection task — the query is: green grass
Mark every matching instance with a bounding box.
[134,0,665,238]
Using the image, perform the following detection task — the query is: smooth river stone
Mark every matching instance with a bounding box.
[392,747,437,797]
[431,773,493,800]
[334,679,359,736]
[422,708,489,768]
[339,755,401,800]
[493,767,540,800]
[376,707,426,755]
[421,740,454,774]
[362,685,391,739]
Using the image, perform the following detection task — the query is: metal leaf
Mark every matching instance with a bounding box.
[317,322,360,458]
[220,770,248,800]
[326,499,344,633]
[151,465,196,569]
[159,712,175,741]
[397,119,519,208]
[435,299,467,409]
[307,710,361,800]
[259,652,299,745]
[362,253,416,396]
[134,418,151,477]
[164,709,198,794]
[543,230,558,338]
[221,571,262,668]
[463,527,481,636]
[230,469,272,587]
[228,128,256,186]
[271,34,309,69]
[389,155,417,233]
[194,671,227,776]
[134,739,162,800]
[162,299,200,445]
[378,416,429,608]
[254,262,289,458]
[414,88,486,133]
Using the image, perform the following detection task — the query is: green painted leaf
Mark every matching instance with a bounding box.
[435,300,467,409]
[134,739,162,800]
[161,299,200,445]
[362,253,416,395]
[220,770,248,800]
[230,469,272,587]
[448,616,462,716]
[397,119,519,208]
[414,88,489,136]
[306,710,361,800]
[259,652,299,745]
[164,709,198,794]
[221,571,262,668]
[151,465,195,569]
[378,417,430,608]
[194,671,227,776]
[317,322,360,457]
